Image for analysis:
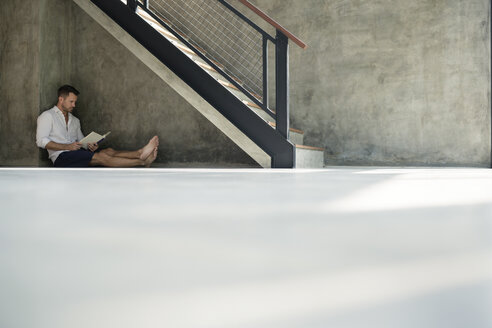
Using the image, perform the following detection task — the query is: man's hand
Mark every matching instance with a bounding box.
[88,143,99,152]
[67,142,82,151]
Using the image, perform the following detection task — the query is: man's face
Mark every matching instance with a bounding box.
[59,92,78,113]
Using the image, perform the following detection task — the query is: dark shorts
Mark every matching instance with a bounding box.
[54,149,95,167]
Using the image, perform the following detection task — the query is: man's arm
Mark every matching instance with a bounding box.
[45,141,82,151]
[36,113,53,149]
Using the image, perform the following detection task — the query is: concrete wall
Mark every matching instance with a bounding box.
[0,0,74,166]
[39,0,73,110]
[0,0,41,166]
[38,0,74,166]
[246,0,491,166]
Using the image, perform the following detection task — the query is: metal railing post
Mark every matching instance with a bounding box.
[275,30,289,139]
[262,35,269,108]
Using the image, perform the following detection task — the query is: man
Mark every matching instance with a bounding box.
[36,85,159,167]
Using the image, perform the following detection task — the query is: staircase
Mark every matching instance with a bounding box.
[74,0,324,168]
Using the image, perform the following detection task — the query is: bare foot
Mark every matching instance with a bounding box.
[144,147,158,168]
[140,136,159,160]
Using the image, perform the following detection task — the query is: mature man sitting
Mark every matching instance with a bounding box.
[36,85,158,167]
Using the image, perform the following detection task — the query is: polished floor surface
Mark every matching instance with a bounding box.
[1,167,491,328]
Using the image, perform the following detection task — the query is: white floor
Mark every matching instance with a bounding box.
[1,167,491,328]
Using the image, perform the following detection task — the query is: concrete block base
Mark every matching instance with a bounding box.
[296,147,324,168]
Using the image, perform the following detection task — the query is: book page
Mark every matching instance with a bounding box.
[80,131,111,149]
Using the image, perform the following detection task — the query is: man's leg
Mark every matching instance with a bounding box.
[100,136,159,160]
[90,147,157,167]
[100,148,140,159]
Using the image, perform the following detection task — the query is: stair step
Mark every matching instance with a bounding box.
[289,132,304,146]
[242,99,261,109]
[196,60,215,72]
[193,57,262,101]
[267,122,303,135]
[146,21,179,41]
[138,9,188,39]
[185,53,225,71]
[248,106,273,122]
[219,79,237,90]
[218,77,263,102]
[137,8,161,25]
[137,9,179,41]
[295,145,325,168]
[183,50,225,70]
[138,9,208,54]
[296,144,324,151]
[266,121,304,145]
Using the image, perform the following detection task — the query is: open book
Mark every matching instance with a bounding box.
[79,131,111,149]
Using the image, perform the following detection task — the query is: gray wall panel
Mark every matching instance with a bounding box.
[246,0,491,166]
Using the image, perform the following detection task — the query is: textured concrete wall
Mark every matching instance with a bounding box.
[38,0,74,166]
[70,4,257,166]
[0,0,73,166]
[0,0,41,166]
[39,0,73,110]
[247,0,491,166]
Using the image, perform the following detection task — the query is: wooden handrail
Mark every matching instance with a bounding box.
[238,0,307,49]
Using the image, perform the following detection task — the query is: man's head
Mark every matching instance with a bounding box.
[57,85,79,114]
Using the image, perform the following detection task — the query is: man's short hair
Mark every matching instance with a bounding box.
[58,85,80,98]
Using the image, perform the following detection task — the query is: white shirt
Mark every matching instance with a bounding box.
[36,106,85,163]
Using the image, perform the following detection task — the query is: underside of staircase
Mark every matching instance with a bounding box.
[73,0,325,168]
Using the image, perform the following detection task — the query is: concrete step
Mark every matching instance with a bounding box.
[290,133,304,146]
[295,144,324,168]
[248,105,273,122]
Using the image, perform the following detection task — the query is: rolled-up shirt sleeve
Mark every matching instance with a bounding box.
[36,113,52,149]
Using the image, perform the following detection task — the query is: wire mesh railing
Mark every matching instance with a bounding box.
[129,0,295,138]
[149,0,264,98]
